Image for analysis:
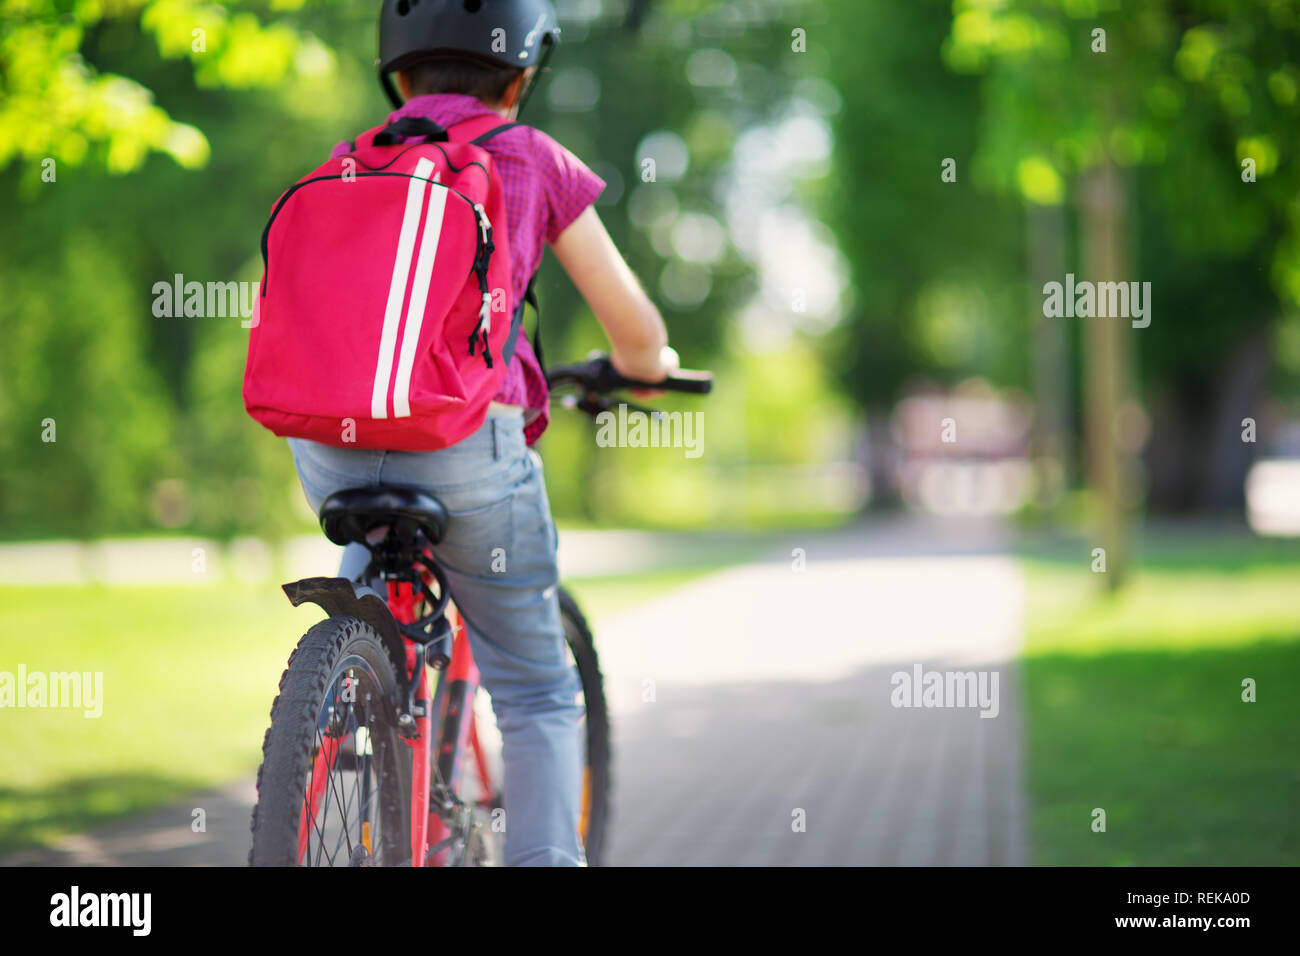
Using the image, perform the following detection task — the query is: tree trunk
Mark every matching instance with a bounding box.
[1078,159,1137,591]
[1026,201,1071,507]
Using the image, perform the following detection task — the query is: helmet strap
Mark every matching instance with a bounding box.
[514,38,556,119]
[381,71,403,109]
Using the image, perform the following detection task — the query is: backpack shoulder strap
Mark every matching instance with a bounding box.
[470,122,522,145]
[446,114,527,146]
[501,271,544,374]
[343,121,388,154]
[446,115,538,370]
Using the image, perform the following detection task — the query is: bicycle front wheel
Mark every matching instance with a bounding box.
[559,587,611,866]
[250,616,412,866]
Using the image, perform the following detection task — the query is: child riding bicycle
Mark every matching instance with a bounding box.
[250,0,678,866]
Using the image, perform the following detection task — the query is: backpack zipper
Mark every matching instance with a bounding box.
[259,171,486,297]
[466,202,495,368]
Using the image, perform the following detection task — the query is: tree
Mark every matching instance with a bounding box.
[943,0,1300,581]
[0,0,345,537]
[820,0,1300,537]
[819,0,1028,506]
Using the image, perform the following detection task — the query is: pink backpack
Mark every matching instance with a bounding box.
[243,114,525,451]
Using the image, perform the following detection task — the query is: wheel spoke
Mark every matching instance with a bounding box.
[321,685,356,862]
[296,668,400,866]
[309,726,337,867]
[329,698,364,862]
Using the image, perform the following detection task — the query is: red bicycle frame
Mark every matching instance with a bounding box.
[386,570,495,868]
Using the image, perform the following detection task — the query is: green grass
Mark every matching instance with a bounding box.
[0,564,720,855]
[1021,546,1300,866]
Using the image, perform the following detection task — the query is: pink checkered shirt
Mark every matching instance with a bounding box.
[331,94,605,445]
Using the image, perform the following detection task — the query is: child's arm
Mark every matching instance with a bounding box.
[550,206,679,383]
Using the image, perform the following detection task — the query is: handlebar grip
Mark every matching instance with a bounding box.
[611,366,713,394]
[545,355,714,395]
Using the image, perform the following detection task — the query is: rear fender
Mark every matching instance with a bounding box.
[281,576,407,672]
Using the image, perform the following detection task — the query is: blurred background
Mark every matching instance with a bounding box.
[1,0,1297,866]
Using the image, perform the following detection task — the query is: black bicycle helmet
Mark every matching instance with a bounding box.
[378,0,560,110]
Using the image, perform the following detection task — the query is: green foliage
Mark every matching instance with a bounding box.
[524,4,807,364]
[820,0,1026,406]
[819,0,1300,517]
[942,0,1300,370]
[542,335,856,529]
[0,1,356,538]
[0,0,326,178]
[0,229,176,536]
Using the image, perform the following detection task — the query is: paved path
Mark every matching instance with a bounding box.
[598,520,1026,866]
[2,783,255,867]
[4,517,1027,866]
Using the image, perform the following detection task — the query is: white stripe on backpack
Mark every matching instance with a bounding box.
[371,157,435,420]
[393,179,448,418]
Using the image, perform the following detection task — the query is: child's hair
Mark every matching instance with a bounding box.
[401,55,524,104]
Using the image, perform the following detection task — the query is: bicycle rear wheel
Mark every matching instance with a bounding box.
[250,616,412,866]
[458,588,611,866]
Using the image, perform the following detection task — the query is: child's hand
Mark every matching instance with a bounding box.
[611,345,680,399]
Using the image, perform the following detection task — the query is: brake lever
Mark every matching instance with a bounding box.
[568,392,664,420]
[570,393,608,418]
[619,397,664,419]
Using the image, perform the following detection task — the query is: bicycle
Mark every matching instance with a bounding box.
[248,354,712,866]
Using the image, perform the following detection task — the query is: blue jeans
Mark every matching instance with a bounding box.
[287,410,585,867]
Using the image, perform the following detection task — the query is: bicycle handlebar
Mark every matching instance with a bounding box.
[546,354,714,396]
